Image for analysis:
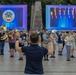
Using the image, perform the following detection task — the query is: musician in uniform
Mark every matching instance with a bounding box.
[43,30,49,61]
[8,29,15,58]
[21,30,27,46]
[14,31,24,60]
[65,32,73,61]
[0,28,6,55]
[50,30,58,58]
[70,30,75,58]
[57,31,63,55]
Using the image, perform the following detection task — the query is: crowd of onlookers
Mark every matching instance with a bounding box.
[0,28,76,61]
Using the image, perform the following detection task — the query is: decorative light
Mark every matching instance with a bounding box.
[72,8,74,18]
[54,8,57,18]
[64,8,66,16]
[59,8,61,15]
[68,9,70,15]
[51,11,53,15]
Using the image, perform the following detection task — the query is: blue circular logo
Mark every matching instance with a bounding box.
[3,10,15,22]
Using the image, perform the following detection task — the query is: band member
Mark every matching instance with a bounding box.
[39,30,44,47]
[15,31,24,60]
[62,32,67,48]
[43,30,49,61]
[27,30,32,46]
[8,29,15,58]
[0,28,6,55]
[35,30,41,46]
[70,30,75,58]
[57,31,63,55]
[50,31,58,58]
[74,32,76,48]
[65,32,73,61]
[21,30,27,46]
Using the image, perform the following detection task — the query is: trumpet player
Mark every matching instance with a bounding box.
[0,28,6,55]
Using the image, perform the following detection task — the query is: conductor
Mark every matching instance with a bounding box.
[15,32,53,75]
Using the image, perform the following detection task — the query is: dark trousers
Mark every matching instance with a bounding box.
[0,42,5,54]
[63,41,65,48]
[44,55,48,59]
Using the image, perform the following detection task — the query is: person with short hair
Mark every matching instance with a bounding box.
[0,28,6,55]
[50,32,58,58]
[65,32,73,61]
[15,32,53,75]
[15,31,24,60]
[8,29,15,58]
[57,31,63,55]
[70,30,75,58]
[42,30,49,61]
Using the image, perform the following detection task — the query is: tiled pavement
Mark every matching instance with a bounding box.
[0,43,76,75]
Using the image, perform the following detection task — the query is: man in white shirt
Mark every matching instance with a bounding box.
[70,30,75,58]
[65,32,73,61]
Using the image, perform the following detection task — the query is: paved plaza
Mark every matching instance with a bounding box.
[0,43,76,75]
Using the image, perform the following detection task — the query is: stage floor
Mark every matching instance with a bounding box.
[0,43,76,75]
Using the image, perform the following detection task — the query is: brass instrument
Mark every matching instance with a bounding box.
[14,29,20,38]
[0,24,7,41]
[14,28,19,33]
[64,36,73,42]
[1,24,7,31]
[52,29,57,33]
[0,33,7,40]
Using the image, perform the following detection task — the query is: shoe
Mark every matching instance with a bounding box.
[58,53,63,56]
[43,59,46,61]
[50,56,55,58]
[71,55,75,58]
[18,57,23,60]
[0,54,4,55]
[10,55,14,58]
[67,59,70,61]
[43,59,49,61]
[46,59,49,61]
[58,53,60,55]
